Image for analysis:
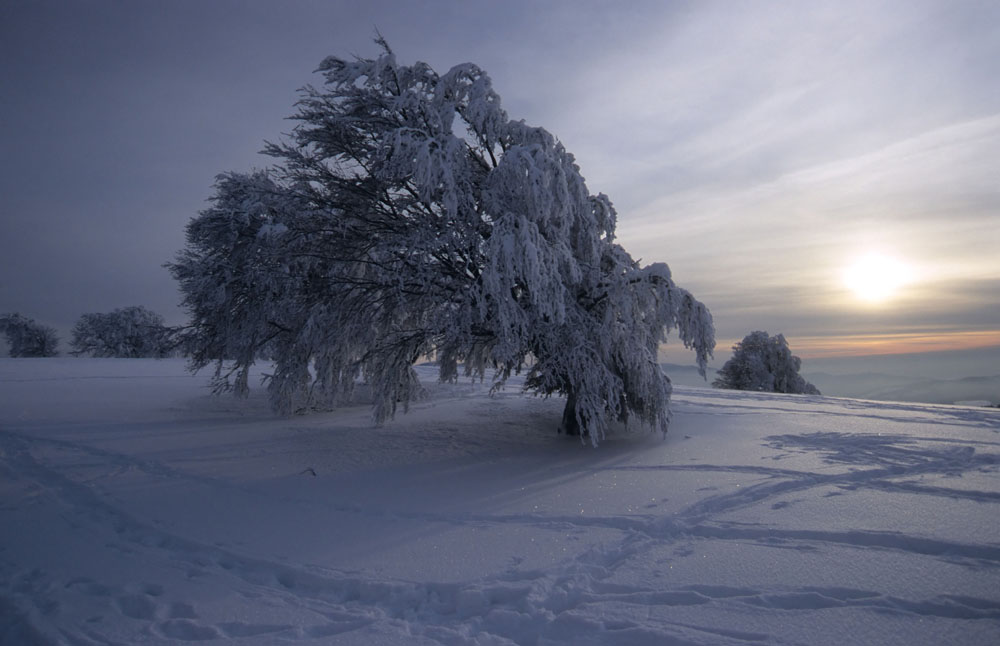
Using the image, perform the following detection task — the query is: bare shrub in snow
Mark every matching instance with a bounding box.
[168,40,715,443]
[70,306,174,358]
[0,313,59,357]
[713,331,820,395]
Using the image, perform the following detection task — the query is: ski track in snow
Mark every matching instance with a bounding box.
[1,360,999,645]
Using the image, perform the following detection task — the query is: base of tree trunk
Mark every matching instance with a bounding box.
[560,392,586,437]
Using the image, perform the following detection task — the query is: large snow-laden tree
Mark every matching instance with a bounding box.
[70,306,174,358]
[169,40,715,444]
[0,313,59,357]
[713,331,820,395]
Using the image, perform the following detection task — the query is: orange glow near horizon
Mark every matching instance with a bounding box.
[715,330,1000,360]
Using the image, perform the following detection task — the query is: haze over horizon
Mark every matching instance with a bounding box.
[2,1,998,378]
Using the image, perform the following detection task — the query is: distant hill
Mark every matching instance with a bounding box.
[662,362,999,406]
[661,362,717,388]
[804,371,1000,406]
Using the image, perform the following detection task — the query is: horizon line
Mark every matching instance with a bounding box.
[751,330,1000,360]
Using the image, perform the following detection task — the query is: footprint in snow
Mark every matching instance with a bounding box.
[156,619,221,641]
[115,594,157,620]
[169,602,197,619]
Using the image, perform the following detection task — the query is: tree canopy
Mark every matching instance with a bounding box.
[169,40,714,443]
[713,331,819,395]
[70,306,174,358]
[0,313,59,357]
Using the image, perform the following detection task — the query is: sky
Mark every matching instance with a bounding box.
[1,0,998,374]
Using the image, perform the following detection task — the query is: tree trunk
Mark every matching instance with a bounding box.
[560,390,583,436]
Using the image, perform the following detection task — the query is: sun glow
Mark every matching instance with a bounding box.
[842,252,912,303]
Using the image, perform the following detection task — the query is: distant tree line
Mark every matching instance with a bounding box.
[1,307,179,358]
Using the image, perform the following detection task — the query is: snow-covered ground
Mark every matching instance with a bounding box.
[2,359,998,645]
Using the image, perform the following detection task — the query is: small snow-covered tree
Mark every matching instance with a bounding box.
[169,40,715,443]
[0,313,59,357]
[70,306,174,358]
[713,331,820,395]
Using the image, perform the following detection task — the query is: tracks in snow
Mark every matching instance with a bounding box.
[2,409,1000,644]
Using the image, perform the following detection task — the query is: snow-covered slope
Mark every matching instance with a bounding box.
[1,359,998,645]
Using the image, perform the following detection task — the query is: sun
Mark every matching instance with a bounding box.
[842,252,912,303]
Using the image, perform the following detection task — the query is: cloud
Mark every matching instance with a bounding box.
[612,111,1000,339]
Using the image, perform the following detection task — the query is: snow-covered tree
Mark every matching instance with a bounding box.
[169,170,308,394]
[70,306,174,358]
[0,313,59,357]
[169,40,715,443]
[713,331,820,395]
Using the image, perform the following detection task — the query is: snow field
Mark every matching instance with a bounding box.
[1,359,999,644]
